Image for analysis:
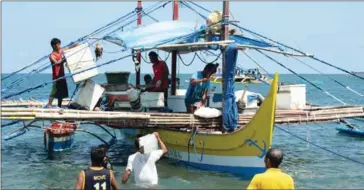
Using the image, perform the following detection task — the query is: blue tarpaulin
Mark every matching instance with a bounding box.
[222,43,239,131]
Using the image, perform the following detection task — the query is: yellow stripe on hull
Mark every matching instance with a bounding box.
[140,73,278,158]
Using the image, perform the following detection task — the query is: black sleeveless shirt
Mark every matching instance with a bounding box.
[83,167,111,190]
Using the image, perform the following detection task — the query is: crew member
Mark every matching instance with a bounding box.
[185,63,218,113]
[122,132,168,187]
[75,147,119,190]
[145,51,169,107]
[47,38,79,108]
[247,148,295,190]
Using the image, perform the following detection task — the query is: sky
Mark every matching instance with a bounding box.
[2,1,364,74]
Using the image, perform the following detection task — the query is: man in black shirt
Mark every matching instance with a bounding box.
[75,147,119,190]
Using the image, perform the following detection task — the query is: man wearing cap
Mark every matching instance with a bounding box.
[145,51,170,107]
[185,63,218,113]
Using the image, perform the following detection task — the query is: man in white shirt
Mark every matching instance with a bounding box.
[121,132,168,187]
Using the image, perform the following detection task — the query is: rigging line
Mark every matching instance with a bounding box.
[180,1,207,20]
[1,1,166,82]
[3,23,209,99]
[142,10,159,22]
[3,42,96,92]
[256,49,346,105]
[2,9,135,82]
[292,56,364,97]
[229,23,364,82]
[186,1,211,13]
[178,53,197,66]
[243,51,274,79]
[106,1,171,35]
[275,125,364,167]
[195,51,222,64]
[87,0,167,37]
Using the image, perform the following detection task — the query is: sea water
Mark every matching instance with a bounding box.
[1,73,364,189]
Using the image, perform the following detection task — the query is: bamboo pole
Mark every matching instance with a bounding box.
[237,45,312,57]
[133,40,235,51]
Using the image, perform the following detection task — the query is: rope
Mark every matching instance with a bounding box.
[2,1,168,82]
[195,52,222,64]
[193,130,206,162]
[243,51,274,79]
[142,10,159,22]
[185,1,210,13]
[106,1,171,35]
[2,42,94,93]
[230,22,364,82]
[275,125,364,167]
[180,1,207,20]
[3,21,214,100]
[178,53,197,66]
[292,57,364,97]
[256,49,346,105]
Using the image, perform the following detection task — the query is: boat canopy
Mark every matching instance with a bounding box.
[103,21,283,53]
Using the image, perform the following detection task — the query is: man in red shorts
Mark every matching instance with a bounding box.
[144,51,170,107]
[47,38,78,108]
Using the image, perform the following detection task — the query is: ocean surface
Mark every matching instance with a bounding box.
[1,73,364,189]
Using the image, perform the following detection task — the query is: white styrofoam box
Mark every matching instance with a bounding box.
[276,84,306,110]
[64,43,99,84]
[167,95,186,112]
[139,133,159,154]
[71,80,105,110]
[113,92,165,108]
[140,92,165,108]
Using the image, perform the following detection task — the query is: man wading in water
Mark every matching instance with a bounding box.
[247,148,294,190]
[75,147,119,190]
[47,38,78,108]
[122,132,168,187]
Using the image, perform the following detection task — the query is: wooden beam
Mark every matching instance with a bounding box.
[171,0,179,96]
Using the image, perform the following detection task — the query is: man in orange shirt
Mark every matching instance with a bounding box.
[247,148,294,190]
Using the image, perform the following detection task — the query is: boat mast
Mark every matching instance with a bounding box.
[221,0,229,128]
[171,0,179,96]
[136,0,142,86]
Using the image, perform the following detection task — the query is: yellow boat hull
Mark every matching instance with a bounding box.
[123,73,279,178]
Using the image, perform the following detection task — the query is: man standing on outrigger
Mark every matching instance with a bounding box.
[47,38,78,108]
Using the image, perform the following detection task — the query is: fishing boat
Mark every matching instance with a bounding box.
[3,0,364,179]
[210,67,272,84]
[44,121,77,152]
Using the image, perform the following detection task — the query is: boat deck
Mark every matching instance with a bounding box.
[2,100,364,128]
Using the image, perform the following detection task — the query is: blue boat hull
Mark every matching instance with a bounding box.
[336,127,364,137]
